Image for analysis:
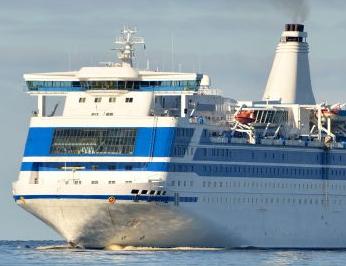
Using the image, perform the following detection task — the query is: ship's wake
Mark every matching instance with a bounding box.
[34,244,224,251]
[105,244,224,251]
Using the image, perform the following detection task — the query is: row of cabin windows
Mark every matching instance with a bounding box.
[170,180,194,187]
[199,148,321,162]
[201,165,325,176]
[169,163,346,178]
[78,97,133,103]
[69,180,123,185]
[172,146,195,157]
[91,180,119,184]
[170,179,346,191]
[198,147,346,164]
[201,196,342,206]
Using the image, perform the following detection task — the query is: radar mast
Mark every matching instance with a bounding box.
[114,26,145,67]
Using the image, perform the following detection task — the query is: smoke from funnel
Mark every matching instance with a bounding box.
[270,0,310,23]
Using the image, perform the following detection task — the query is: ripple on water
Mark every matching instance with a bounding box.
[2,241,346,266]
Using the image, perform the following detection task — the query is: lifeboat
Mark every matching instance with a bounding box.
[320,104,346,121]
[234,110,255,124]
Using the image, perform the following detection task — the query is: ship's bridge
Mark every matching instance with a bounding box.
[24,70,205,93]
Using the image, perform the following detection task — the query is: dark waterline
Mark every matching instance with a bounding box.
[1,240,346,266]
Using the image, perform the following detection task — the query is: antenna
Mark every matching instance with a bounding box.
[67,51,71,71]
[113,26,145,67]
[171,33,174,72]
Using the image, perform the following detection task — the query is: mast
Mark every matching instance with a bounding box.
[114,26,145,67]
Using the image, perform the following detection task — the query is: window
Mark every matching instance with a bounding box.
[125,97,133,103]
[79,97,86,103]
[106,113,113,116]
[109,97,116,103]
[108,180,116,184]
[50,127,137,155]
[91,181,98,184]
[94,97,102,103]
[108,165,116,170]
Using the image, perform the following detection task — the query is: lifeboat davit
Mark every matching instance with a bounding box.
[235,110,255,124]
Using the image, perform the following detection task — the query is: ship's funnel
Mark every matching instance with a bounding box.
[262,24,315,104]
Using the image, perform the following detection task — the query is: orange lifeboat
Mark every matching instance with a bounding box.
[320,104,346,121]
[235,110,255,124]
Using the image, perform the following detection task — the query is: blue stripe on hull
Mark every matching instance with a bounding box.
[19,161,346,180]
[20,161,169,171]
[13,194,198,203]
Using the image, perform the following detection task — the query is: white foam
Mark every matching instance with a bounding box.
[105,244,224,251]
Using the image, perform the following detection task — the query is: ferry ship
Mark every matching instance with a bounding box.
[12,24,346,248]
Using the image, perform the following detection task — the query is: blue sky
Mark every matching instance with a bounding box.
[1,0,346,240]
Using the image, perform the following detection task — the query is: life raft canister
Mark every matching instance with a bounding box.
[108,196,116,204]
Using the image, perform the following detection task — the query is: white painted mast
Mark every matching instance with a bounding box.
[114,26,145,67]
[263,24,315,104]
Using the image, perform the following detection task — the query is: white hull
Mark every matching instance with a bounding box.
[17,199,227,248]
[15,185,346,249]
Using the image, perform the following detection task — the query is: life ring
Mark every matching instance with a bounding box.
[108,196,116,204]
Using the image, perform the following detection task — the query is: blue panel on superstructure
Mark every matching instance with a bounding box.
[21,162,169,172]
[23,127,175,157]
[134,127,175,157]
[24,128,54,156]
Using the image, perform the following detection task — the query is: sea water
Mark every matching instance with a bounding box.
[1,241,346,266]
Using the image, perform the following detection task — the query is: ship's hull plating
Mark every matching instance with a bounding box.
[15,195,346,249]
[16,199,229,248]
